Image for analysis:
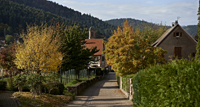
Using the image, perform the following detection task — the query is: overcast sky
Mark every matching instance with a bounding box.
[49,0,199,26]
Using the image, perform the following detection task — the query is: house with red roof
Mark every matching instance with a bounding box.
[85,27,107,69]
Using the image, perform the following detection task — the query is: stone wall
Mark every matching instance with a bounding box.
[67,77,100,95]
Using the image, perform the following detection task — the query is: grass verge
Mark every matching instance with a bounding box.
[64,76,96,87]
[13,92,73,107]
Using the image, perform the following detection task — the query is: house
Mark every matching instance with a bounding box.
[153,20,197,61]
[85,27,107,69]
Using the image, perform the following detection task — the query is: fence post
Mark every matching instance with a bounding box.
[120,76,122,89]
[129,78,133,100]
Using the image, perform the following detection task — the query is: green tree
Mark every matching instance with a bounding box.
[58,25,99,79]
[195,0,200,60]
[103,21,166,76]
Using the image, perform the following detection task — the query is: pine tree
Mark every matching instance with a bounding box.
[58,25,99,79]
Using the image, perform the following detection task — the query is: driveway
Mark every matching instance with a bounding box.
[66,72,133,107]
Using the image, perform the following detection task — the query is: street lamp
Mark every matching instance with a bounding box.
[60,57,63,83]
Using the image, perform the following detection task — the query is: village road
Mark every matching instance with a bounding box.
[66,72,133,107]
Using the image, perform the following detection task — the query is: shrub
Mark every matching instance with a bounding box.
[6,78,17,91]
[0,80,7,90]
[50,87,59,95]
[133,59,200,106]
[95,68,102,76]
[132,72,140,107]
[13,74,27,92]
[56,83,64,95]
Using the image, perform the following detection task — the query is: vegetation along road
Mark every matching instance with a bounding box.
[66,72,132,107]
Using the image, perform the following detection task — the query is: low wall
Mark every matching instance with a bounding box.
[67,77,100,95]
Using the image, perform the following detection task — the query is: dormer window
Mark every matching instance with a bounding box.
[176,32,179,37]
[174,32,182,38]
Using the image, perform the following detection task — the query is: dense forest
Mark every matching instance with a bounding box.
[106,18,197,36]
[0,0,83,37]
[0,0,197,40]
[105,18,160,29]
[182,25,198,36]
[8,0,117,38]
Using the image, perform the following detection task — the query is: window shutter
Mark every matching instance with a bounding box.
[180,32,182,37]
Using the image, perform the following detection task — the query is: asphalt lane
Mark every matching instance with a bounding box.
[66,72,133,107]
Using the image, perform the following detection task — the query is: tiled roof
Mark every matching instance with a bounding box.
[152,25,175,47]
[85,39,103,55]
[152,24,197,47]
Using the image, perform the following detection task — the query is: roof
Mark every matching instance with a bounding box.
[85,39,103,55]
[152,24,197,47]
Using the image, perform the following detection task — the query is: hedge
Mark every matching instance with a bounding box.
[133,59,200,106]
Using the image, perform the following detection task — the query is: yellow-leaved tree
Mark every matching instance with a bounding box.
[103,21,166,76]
[14,25,63,73]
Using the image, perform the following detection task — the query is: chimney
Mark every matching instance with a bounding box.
[175,20,178,25]
[172,22,175,27]
[89,27,95,39]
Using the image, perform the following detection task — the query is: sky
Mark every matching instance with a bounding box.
[49,0,199,26]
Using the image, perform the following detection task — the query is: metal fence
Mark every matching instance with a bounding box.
[61,69,96,85]
[122,77,131,93]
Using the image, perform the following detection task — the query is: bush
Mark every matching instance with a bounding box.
[0,80,7,90]
[132,72,140,107]
[56,83,64,95]
[133,59,200,106]
[6,78,17,91]
[13,74,27,92]
[50,87,59,95]
[95,68,102,76]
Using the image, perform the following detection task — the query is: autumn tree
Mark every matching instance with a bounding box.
[195,0,200,60]
[139,23,167,44]
[103,21,166,76]
[57,25,99,79]
[14,25,63,73]
[14,25,63,96]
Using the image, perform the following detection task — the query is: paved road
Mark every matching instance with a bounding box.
[0,91,18,107]
[66,72,133,107]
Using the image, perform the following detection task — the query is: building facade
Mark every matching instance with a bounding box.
[153,21,197,61]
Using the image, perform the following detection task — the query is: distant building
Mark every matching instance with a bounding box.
[153,20,197,61]
[84,27,111,71]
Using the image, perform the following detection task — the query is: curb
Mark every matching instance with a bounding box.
[13,95,22,107]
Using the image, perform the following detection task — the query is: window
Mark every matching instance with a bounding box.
[192,52,196,57]
[176,32,179,37]
[174,32,182,38]
[174,47,182,59]
[93,56,100,61]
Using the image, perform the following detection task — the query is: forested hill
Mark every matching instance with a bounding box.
[105,18,197,36]
[182,25,198,36]
[8,0,117,38]
[105,18,159,28]
[0,0,82,37]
